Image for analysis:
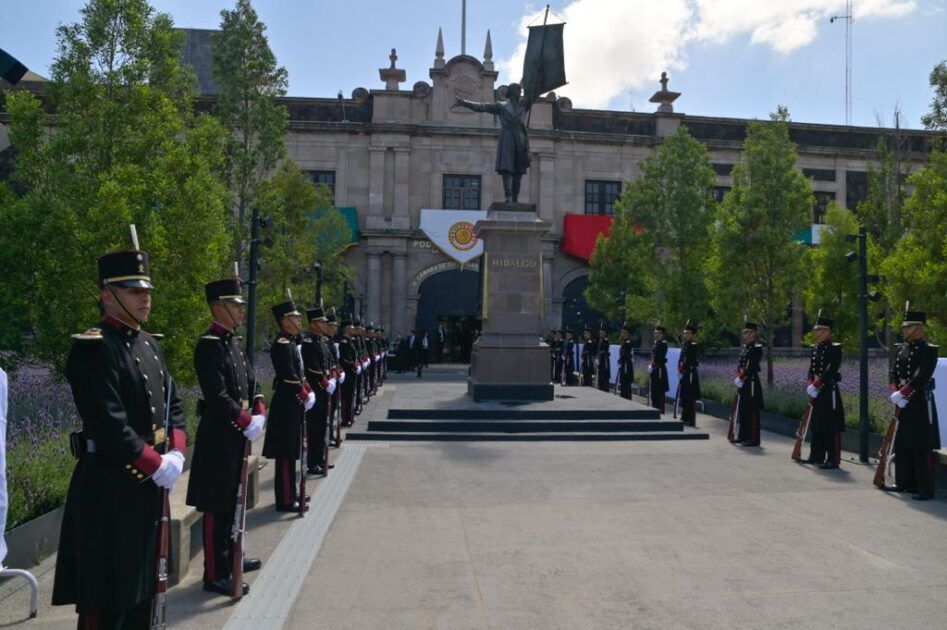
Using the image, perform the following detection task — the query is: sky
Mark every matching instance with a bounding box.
[2,0,946,130]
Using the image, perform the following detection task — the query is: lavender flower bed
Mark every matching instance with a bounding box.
[633,354,893,433]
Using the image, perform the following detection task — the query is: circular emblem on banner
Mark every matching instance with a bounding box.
[448,221,477,251]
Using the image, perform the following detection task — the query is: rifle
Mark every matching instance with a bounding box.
[873,407,900,489]
[727,391,741,442]
[672,377,682,419]
[230,436,251,598]
[791,401,814,462]
[296,345,309,516]
[322,388,331,474]
[150,381,173,629]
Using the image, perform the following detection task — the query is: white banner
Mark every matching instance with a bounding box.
[936,358,946,455]
[1,367,8,566]
[419,209,487,264]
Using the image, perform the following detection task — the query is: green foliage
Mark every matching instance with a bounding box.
[0,0,231,381]
[5,433,73,530]
[213,0,289,260]
[253,162,355,343]
[881,148,947,346]
[585,214,647,323]
[706,116,813,381]
[802,204,884,350]
[921,60,947,130]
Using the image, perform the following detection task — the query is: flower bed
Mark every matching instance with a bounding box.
[4,356,275,531]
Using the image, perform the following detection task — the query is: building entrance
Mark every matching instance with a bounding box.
[416,268,480,363]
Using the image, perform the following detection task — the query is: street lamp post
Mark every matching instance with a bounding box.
[245,209,267,370]
[314,261,323,305]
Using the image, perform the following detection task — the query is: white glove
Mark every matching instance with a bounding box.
[733,377,744,388]
[356,365,362,375]
[327,378,337,394]
[152,449,185,489]
[243,414,265,440]
[806,384,820,398]
[890,390,908,408]
[647,365,653,375]
[304,390,316,411]
[363,360,370,370]
[339,371,346,384]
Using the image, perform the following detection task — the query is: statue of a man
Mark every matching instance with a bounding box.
[455,83,531,203]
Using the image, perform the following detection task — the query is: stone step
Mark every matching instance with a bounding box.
[345,431,709,442]
[367,419,683,433]
[386,407,660,420]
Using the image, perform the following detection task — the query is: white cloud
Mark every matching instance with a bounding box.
[499,0,916,109]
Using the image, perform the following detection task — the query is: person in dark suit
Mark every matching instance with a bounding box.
[563,327,578,385]
[301,305,336,476]
[677,321,702,427]
[581,326,596,387]
[413,330,429,378]
[617,324,635,399]
[801,313,844,468]
[186,275,264,597]
[733,321,764,446]
[596,326,611,392]
[648,325,670,412]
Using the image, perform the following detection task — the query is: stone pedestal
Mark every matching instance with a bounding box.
[469,202,554,401]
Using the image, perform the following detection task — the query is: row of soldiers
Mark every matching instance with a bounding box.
[50,240,389,627]
[549,312,939,499]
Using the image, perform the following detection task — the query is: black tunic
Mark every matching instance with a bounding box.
[649,339,669,399]
[186,323,263,514]
[618,340,635,397]
[678,341,701,401]
[262,332,306,461]
[807,341,845,434]
[53,318,186,613]
[890,340,941,451]
[563,340,577,385]
[737,342,764,410]
[581,339,596,386]
[596,340,611,390]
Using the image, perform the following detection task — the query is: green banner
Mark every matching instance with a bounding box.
[521,23,567,104]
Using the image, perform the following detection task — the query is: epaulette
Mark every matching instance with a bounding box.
[302,337,313,344]
[200,335,221,341]
[928,343,939,349]
[277,337,291,344]
[149,333,165,340]
[832,342,842,347]
[72,327,104,341]
[755,343,763,348]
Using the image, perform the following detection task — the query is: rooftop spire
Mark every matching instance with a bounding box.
[434,27,445,69]
[483,30,494,71]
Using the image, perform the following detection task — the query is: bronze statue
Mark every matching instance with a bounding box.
[455,83,531,203]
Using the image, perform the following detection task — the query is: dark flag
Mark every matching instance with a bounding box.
[521,23,566,105]
[0,49,28,85]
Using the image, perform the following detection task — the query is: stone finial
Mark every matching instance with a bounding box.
[649,70,681,114]
[434,27,446,69]
[379,47,406,91]
[483,30,494,71]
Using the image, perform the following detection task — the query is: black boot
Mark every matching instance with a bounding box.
[203,576,249,596]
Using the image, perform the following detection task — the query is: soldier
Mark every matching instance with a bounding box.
[596,325,611,392]
[732,321,764,446]
[801,314,844,468]
[552,329,564,384]
[617,324,635,400]
[302,305,336,476]
[261,298,315,512]
[547,329,557,381]
[677,321,701,427]
[186,274,264,597]
[581,326,596,387]
[647,326,670,412]
[562,327,578,386]
[52,244,188,627]
[326,308,343,446]
[888,306,940,500]
[338,315,358,426]
[366,323,377,395]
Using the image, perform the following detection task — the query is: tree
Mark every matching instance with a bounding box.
[921,60,947,131]
[882,148,947,346]
[213,0,289,261]
[585,214,647,324]
[0,0,231,380]
[252,162,355,341]
[706,116,813,383]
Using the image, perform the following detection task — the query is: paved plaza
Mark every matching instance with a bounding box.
[2,369,946,629]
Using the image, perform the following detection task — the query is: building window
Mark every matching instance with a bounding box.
[713,163,734,176]
[443,174,482,210]
[308,170,336,199]
[584,180,622,215]
[813,191,835,225]
[712,186,731,203]
[803,167,836,182]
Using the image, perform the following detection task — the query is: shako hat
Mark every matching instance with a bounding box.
[901,302,926,327]
[812,309,833,330]
[307,305,328,322]
[99,225,153,289]
[683,320,698,333]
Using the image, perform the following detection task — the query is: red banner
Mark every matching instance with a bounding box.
[561,214,614,261]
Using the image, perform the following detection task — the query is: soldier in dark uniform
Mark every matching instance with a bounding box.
[801,314,844,468]
[888,306,940,500]
[733,321,764,446]
[53,246,188,628]
[338,316,358,426]
[677,321,702,427]
[617,324,635,399]
[302,305,336,476]
[596,325,611,392]
[581,326,596,387]
[326,308,343,446]
[261,298,314,512]
[366,323,377,395]
[552,330,564,384]
[648,325,670,412]
[547,329,557,381]
[186,275,264,597]
[561,328,576,385]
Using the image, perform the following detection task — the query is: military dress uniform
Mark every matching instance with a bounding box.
[301,306,334,475]
[596,330,611,392]
[581,329,596,387]
[52,250,187,628]
[678,322,701,427]
[889,309,940,498]
[261,300,312,511]
[186,279,264,595]
[562,330,578,386]
[327,309,342,446]
[338,317,358,426]
[648,328,669,412]
[804,317,844,467]
[733,322,764,446]
[617,326,635,400]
